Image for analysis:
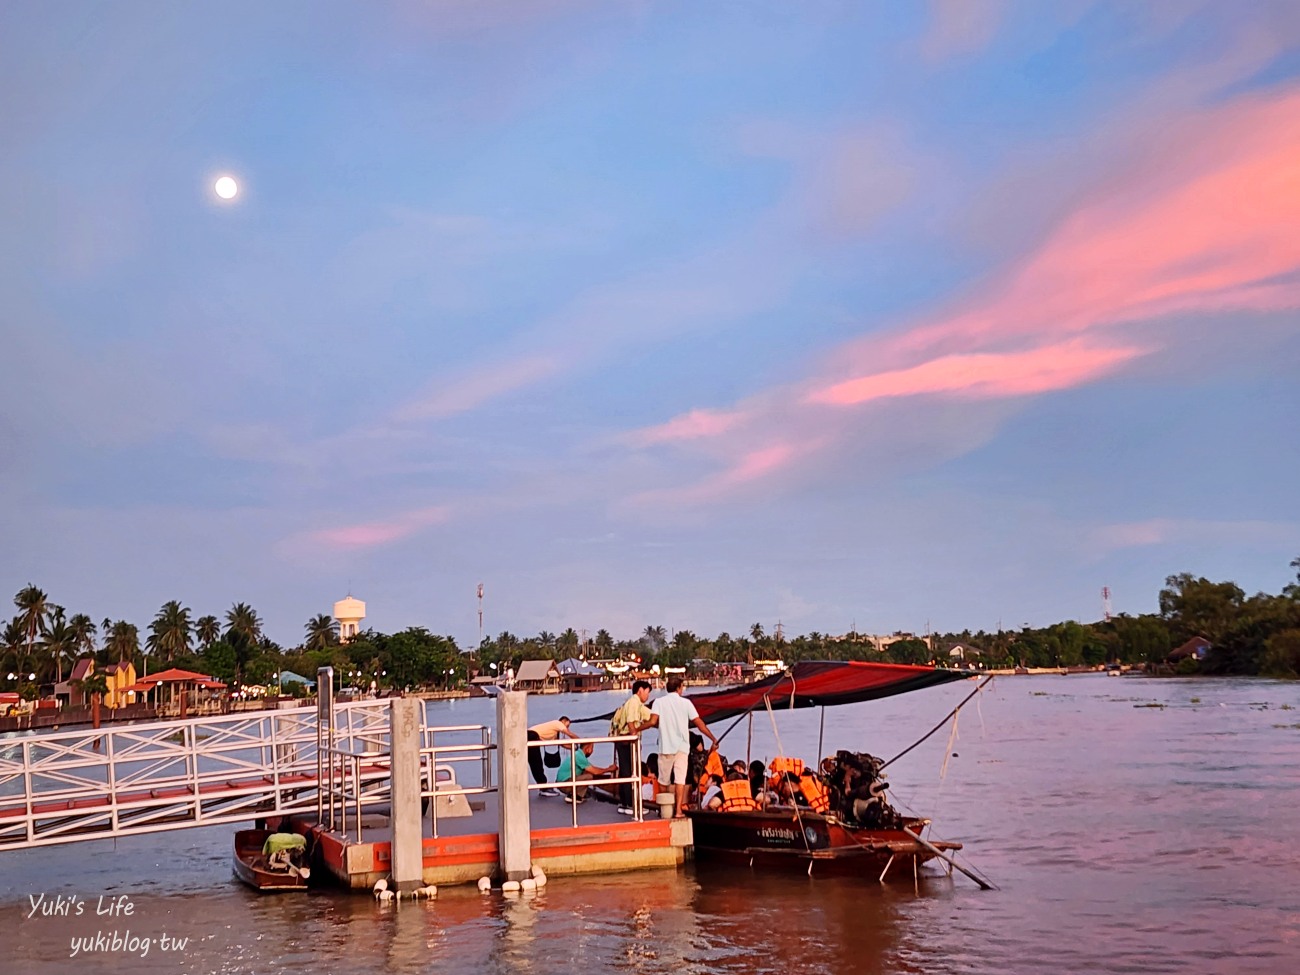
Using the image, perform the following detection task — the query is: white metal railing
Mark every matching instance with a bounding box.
[420,725,495,839]
[530,733,644,825]
[0,699,394,850]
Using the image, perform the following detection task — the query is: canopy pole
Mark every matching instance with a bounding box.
[746,712,753,765]
[816,706,825,770]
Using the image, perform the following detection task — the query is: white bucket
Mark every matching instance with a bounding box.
[655,793,676,819]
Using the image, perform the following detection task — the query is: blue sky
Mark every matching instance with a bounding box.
[3,1,1299,648]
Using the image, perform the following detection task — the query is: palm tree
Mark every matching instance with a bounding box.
[558,627,579,650]
[44,607,76,683]
[147,600,193,663]
[14,585,50,667]
[225,603,263,682]
[106,620,140,664]
[304,614,338,651]
[225,603,262,645]
[594,629,614,651]
[196,615,221,649]
[68,614,97,657]
[749,622,765,643]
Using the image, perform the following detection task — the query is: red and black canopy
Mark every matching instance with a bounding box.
[684,661,971,724]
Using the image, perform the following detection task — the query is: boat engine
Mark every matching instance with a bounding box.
[825,750,903,829]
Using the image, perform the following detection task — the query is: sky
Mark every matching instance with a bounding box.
[3,1,1299,650]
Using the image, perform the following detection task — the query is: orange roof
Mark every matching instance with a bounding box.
[135,667,217,684]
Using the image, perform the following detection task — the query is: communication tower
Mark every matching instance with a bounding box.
[1102,586,1112,623]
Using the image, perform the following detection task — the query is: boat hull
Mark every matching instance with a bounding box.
[686,808,958,878]
[233,829,311,892]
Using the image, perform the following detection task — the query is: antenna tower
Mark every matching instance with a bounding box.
[1101,586,1112,623]
[477,583,484,650]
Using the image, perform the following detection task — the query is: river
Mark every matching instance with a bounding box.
[4,675,1299,974]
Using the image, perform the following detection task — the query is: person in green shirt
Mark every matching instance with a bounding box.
[610,680,658,815]
[555,741,615,803]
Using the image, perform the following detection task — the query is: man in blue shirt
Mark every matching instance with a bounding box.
[554,741,615,804]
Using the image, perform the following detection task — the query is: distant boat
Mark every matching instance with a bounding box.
[233,829,311,892]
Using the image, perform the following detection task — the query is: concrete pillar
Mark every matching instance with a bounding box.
[496,691,532,881]
[389,698,424,893]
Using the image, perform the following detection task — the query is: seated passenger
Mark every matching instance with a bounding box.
[720,772,759,812]
[699,774,724,811]
[748,760,766,800]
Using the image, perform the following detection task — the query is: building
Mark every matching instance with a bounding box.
[513,659,560,693]
[103,660,138,709]
[333,595,366,644]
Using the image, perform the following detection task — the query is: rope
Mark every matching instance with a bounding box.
[880,676,993,772]
[762,675,813,856]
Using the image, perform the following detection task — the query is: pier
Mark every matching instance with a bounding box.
[0,667,689,890]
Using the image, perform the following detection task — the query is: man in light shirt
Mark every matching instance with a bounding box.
[650,676,718,818]
[610,679,658,816]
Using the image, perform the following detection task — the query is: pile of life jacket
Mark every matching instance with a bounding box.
[822,750,904,828]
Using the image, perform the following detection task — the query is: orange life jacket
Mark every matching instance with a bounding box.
[704,748,725,779]
[720,778,759,812]
[769,756,805,778]
[799,772,831,813]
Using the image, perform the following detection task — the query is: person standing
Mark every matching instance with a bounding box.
[650,676,717,818]
[528,716,578,797]
[610,679,658,816]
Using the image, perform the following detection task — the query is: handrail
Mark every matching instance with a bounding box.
[529,733,644,824]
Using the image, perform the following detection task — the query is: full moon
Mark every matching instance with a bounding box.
[214,175,239,200]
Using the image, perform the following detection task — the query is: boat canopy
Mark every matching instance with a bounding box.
[684,661,971,724]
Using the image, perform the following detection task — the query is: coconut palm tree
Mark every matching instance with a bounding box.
[43,607,76,683]
[225,603,263,683]
[106,620,140,664]
[14,585,49,665]
[225,603,262,645]
[68,614,97,657]
[304,614,338,651]
[196,615,221,649]
[147,600,193,662]
[749,622,765,643]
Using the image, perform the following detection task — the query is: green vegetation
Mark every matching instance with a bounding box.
[3,556,1298,692]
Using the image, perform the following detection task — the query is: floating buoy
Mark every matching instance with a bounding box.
[502,880,521,892]
[377,889,395,902]
[520,878,536,892]
[531,867,547,888]
[373,878,389,896]
[477,876,492,893]
[419,885,438,899]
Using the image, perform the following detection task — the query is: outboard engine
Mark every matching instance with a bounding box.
[825,750,902,829]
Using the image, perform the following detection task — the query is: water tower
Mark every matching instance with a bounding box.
[333,595,366,643]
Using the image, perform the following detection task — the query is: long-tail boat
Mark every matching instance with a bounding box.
[681,661,992,887]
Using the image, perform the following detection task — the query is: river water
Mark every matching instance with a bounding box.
[4,675,1299,975]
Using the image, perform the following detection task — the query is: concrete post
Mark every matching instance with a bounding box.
[389,698,424,893]
[496,691,532,881]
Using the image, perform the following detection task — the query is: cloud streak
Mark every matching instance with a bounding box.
[626,86,1300,506]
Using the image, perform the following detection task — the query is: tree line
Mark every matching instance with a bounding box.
[5,556,1298,699]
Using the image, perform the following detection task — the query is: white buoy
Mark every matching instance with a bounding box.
[520,878,536,892]
[477,876,492,892]
[373,878,389,895]
[420,885,438,899]
[377,889,395,902]
[502,880,521,892]
[531,867,547,888]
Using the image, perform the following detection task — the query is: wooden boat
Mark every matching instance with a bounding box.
[233,829,312,891]
[686,806,961,879]
[677,661,992,887]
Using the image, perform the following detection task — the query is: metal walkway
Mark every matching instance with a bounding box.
[0,700,402,851]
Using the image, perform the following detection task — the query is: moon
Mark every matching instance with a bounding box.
[214,175,239,200]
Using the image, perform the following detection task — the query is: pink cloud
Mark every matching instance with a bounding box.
[807,338,1147,406]
[886,89,1300,365]
[626,408,747,446]
[396,355,562,422]
[305,506,451,551]
[628,443,801,507]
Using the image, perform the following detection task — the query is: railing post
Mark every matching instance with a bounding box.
[389,698,424,892]
[495,691,532,882]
